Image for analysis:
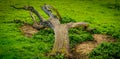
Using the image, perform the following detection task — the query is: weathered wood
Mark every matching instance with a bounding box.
[11,5,45,22]
[42,4,61,20]
[12,5,89,57]
[67,22,89,29]
[29,11,44,29]
[29,11,37,24]
[50,24,70,56]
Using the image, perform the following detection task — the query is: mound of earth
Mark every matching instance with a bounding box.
[73,34,117,59]
[20,24,38,37]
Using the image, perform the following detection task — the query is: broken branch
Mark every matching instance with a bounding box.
[42,5,61,20]
[11,5,45,22]
[67,22,89,29]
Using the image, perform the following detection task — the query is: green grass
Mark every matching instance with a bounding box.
[0,0,120,59]
[89,42,120,59]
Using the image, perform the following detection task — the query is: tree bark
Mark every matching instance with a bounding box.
[49,21,89,56]
[12,5,90,57]
[51,24,70,56]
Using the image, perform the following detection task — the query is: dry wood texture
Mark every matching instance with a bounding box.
[12,4,89,57]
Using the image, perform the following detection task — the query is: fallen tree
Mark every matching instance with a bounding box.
[12,4,90,57]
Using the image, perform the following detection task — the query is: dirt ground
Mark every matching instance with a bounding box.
[73,34,117,59]
[20,24,38,37]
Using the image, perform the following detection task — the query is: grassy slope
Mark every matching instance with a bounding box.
[0,0,120,59]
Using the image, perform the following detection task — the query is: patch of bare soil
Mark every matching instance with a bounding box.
[72,34,117,59]
[20,24,38,37]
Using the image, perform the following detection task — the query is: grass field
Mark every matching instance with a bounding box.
[0,0,120,59]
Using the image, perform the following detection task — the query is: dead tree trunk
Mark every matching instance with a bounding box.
[12,5,89,57]
[51,24,70,56]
